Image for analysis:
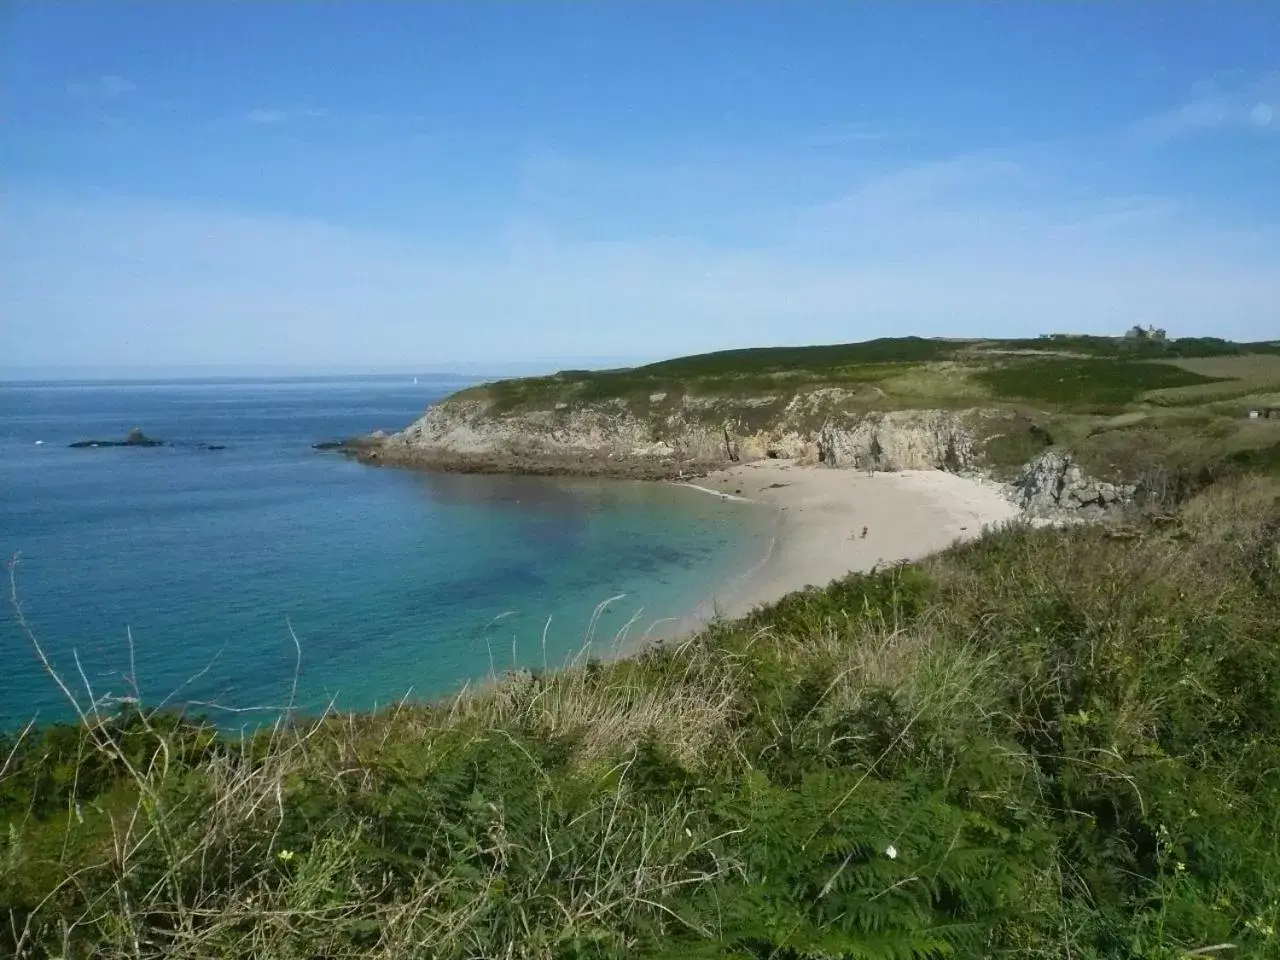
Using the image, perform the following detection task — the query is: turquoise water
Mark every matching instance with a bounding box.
[0,377,772,727]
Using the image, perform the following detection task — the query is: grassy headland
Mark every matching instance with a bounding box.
[5,472,1280,958]
[425,335,1280,485]
[6,334,1280,958]
[475,335,1280,415]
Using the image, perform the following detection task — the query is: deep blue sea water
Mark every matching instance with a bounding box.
[0,377,771,727]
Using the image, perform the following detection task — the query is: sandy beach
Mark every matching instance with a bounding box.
[669,460,1022,630]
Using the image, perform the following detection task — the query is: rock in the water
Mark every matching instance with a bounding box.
[70,427,164,449]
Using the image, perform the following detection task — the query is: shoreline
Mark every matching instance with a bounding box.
[340,444,1028,651]
[672,481,757,503]
[342,441,718,481]
[654,460,1023,641]
[335,440,1029,654]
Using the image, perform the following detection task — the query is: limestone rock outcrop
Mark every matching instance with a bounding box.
[367,391,984,479]
[1012,450,1136,515]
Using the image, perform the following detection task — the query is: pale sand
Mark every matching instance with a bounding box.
[665,460,1022,633]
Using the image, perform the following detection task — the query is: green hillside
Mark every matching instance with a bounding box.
[5,472,1280,958]
[455,335,1280,486]
[477,335,1280,413]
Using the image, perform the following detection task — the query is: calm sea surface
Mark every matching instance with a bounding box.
[0,377,771,727]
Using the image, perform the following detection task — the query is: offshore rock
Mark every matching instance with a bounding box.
[70,427,164,449]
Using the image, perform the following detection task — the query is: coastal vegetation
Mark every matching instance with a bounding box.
[422,335,1280,488]
[5,468,1280,957]
[475,335,1279,416]
[6,334,1280,958]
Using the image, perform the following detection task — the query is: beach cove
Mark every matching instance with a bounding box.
[669,460,1022,631]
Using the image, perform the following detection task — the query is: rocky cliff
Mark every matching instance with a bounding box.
[355,388,986,480]
[346,385,1141,518]
[1011,449,1138,516]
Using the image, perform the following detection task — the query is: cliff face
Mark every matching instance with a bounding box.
[358,388,985,479]
[347,387,1149,517]
[1012,450,1138,516]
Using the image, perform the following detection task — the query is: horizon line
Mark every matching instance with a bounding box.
[0,357,653,384]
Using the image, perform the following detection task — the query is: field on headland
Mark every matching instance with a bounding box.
[476,334,1280,416]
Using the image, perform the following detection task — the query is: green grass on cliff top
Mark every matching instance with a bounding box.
[6,473,1280,958]
[451,335,1280,492]
[468,335,1280,416]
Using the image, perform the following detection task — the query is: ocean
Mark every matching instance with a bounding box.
[0,377,772,728]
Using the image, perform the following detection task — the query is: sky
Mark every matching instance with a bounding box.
[2,3,1278,374]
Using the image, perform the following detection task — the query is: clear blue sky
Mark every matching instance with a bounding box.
[3,2,1277,372]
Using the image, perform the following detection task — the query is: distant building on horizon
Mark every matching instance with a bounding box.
[1124,324,1168,341]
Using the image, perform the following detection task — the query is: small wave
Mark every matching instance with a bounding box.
[672,482,756,503]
